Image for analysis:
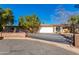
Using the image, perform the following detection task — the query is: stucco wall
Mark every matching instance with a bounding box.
[0,32,26,38]
[75,34,79,47]
[38,27,53,33]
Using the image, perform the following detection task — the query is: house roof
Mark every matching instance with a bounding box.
[40,24,70,27]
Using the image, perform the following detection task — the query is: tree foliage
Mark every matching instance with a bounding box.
[0,7,14,31]
[19,15,41,33]
[68,15,79,25]
[68,15,79,33]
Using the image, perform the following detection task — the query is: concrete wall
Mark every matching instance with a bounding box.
[75,34,79,47]
[0,32,26,38]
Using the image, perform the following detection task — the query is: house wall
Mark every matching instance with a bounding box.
[38,27,53,33]
[38,26,69,33]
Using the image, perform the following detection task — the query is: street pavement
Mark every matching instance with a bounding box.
[0,39,77,55]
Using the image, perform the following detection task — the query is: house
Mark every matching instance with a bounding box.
[38,24,70,33]
[4,24,79,33]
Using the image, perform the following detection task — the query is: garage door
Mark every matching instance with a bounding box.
[39,27,53,33]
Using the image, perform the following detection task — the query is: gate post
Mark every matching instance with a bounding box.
[75,34,79,47]
[0,32,3,40]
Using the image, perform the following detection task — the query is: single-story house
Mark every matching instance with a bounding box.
[3,24,79,34]
[38,24,70,33]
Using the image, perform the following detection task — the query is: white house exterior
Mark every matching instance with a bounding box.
[38,24,69,33]
[39,27,53,33]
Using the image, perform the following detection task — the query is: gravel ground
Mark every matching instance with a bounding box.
[0,39,77,55]
[28,33,68,44]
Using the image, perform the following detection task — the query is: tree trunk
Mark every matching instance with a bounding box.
[72,24,75,46]
[0,25,3,40]
[2,26,5,32]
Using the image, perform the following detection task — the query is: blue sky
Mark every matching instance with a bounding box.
[0,4,79,25]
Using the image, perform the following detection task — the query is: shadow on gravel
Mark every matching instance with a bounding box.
[28,33,68,44]
[32,37,67,44]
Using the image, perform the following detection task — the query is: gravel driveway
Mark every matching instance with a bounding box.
[0,39,77,55]
[28,33,67,44]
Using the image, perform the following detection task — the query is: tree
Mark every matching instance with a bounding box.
[26,15,40,33]
[68,15,79,45]
[0,8,4,26]
[18,15,41,33]
[0,8,14,31]
[19,16,24,26]
[0,8,4,39]
[4,8,14,25]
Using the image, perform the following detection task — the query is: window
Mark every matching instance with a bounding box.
[56,26,60,32]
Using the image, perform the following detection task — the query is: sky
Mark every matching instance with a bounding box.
[0,4,79,25]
